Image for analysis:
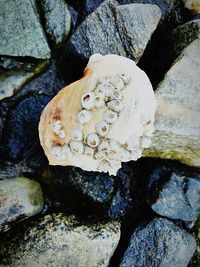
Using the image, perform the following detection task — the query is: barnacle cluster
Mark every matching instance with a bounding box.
[39,54,156,175]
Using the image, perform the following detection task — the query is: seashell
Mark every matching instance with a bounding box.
[58,129,66,139]
[96,121,110,137]
[103,110,118,124]
[39,54,156,175]
[86,133,100,148]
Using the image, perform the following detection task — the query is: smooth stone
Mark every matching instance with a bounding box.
[0,213,120,267]
[41,0,71,47]
[0,0,50,59]
[67,0,161,62]
[0,177,43,233]
[120,218,196,267]
[147,165,200,223]
[0,60,48,101]
[143,22,200,168]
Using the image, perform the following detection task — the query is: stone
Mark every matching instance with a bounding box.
[41,0,71,47]
[67,0,161,62]
[147,165,200,223]
[0,60,48,101]
[120,218,196,267]
[0,177,43,233]
[143,22,200,168]
[0,0,50,59]
[0,213,120,267]
[188,218,200,266]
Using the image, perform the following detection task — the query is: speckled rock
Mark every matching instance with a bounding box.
[0,60,48,101]
[120,218,196,267]
[41,0,71,47]
[0,177,43,233]
[0,213,120,267]
[0,0,50,59]
[67,0,161,62]
[147,165,200,224]
[143,22,200,167]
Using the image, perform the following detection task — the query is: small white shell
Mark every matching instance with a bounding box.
[126,135,140,151]
[86,133,100,148]
[62,144,72,158]
[108,159,121,170]
[109,75,124,90]
[52,120,62,134]
[120,148,130,162]
[59,129,66,139]
[70,141,84,154]
[140,136,152,148]
[81,92,95,110]
[84,146,94,157]
[98,140,109,151]
[98,160,110,173]
[107,140,120,160]
[52,144,72,160]
[94,95,105,108]
[52,145,62,157]
[96,121,110,137]
[107,100,124,112]
[77,109,92,124]
[119,73,131,85]
[143,124,155,137]
[98,76,110,84]
[70,129,83,141]
[103,110,118,124]
[111,90,123,100]
[130,148,142,161]
[94,150,106,161]
[95,84,114,100]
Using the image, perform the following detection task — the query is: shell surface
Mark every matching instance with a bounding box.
[39,54,156,175]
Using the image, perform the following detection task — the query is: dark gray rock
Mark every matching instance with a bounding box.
[0,213,120,267]
[147,166,200,224]
[67,0,161,62]
[41,0,71,47]
[0,0,50,59]
[120,218,196,267]
[0,177,43,233]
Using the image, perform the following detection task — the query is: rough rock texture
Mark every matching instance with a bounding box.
[120,218,196,267]
[68,0,161,62]
[0,214,120,267]
[0,60,48,100]
[0,0,50,59]
[143,22,200,167]
[41,0,71,46]
[147,165,200,223]
[0,177,43,233]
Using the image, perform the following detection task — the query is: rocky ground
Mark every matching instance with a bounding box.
[0,0,199,266]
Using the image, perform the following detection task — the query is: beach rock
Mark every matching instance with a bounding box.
[0,0,50,59]
[0,177,43,233]
[0,213,120,267]
[120,218,196,267]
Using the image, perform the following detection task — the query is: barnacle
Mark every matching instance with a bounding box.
[39,54,156,175]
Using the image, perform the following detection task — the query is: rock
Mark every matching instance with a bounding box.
[143,22,200,168]
[189,218,200,266]
[182,0,200,15]
[41,0,71,47]
[0,213,120,267]
[0,0,50,59]
[0,177,43,233]
[120,218,196,267]
[115,4,161,62]
[147,165,200,224]
[67,0,161,62]
[0,60,48,101]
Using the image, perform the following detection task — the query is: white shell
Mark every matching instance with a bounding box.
[77,109,92,124]
[120,148,130,162]
[84,146,95,157]
[86,133,100,148]
[52,145,62,157]
[130,148,142,161]
[52,120,62,134]
[59,129,66,139]
[111,90,123,100]
[119,73,131,85]
[81,92,95,110]
[98,76,110,84]
[96,121,110,137]
[98,140,109,151]
[94,95,105,108]
[52,144,71,160]
[103,110,118,124]
[70,129,83,141]
[62,144,72,158]
[109,75,124,90]
[140,136,152,148]
[98,160,110,173]
[107,140,120,160]
[107,100,124,112]
[69,141,84,154]
[143,124,155,137]
[126,135,140,151]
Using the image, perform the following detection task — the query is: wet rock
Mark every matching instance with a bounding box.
[0,0,50,59]
[1,93,51,160]
[189,218,200,266]
[67,0,161,62]
[0,177,43,233]
[143,22,200,168]
[147,165,200,224]
[41,0,71,47]
[0,60,48,101]
[120,218,196,267]
[0,213,120,267]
